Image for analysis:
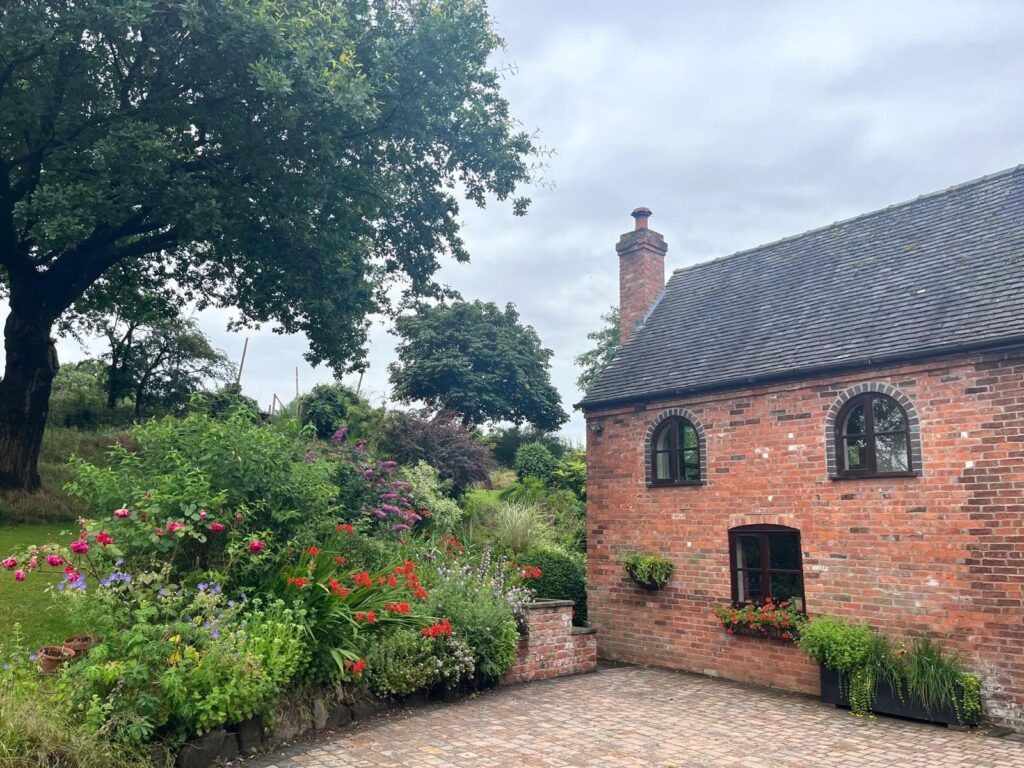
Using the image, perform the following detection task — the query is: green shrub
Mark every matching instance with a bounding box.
[398,462,464,535]
[427,562,520,680]
[521,545,587,625]
[550,449,587,500]
[199,383,260,421]
[487,426,565,467]
[499,479,585,553]
[366,628,475,697]
[295,383,375,440]
[622,552,674,589]
[513,441,557,483]
[797,616,873,675]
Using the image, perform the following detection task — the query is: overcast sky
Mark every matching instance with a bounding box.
[9,1,1024,441]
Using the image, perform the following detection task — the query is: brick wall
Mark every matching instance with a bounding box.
[584,349,1024,727]
[501,600,598,685]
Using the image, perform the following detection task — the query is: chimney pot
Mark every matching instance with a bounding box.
[631,206,653,230]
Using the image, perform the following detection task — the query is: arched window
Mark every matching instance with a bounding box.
[835,393,913,477]
[650,416,701,485]
[728,525,805,611]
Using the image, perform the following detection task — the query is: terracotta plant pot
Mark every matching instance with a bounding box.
[37,645,75,673]
[62,634,101,656]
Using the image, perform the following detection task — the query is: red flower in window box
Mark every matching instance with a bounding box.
[713,600,805,642]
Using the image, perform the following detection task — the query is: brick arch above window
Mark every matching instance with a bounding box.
[824,382,923,478]
[644,408,708,486]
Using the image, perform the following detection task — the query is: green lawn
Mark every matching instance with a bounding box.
[0,523,77,657]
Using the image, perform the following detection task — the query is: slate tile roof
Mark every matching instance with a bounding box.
[580,165,1024,409]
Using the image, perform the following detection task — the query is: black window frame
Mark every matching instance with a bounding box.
[650,416,701,486]
[834,392,914,479]
[728,525,805,609]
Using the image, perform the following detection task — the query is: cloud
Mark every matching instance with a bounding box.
[5,1,1024,443]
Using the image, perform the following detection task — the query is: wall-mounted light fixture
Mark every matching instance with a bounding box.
[587,420,604,435]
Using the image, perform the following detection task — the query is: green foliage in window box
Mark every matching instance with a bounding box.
[798,615,982,723]
[713,597,804,642]
[622,553,673,590]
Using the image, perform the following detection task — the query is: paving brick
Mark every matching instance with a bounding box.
[240,665,1024,768]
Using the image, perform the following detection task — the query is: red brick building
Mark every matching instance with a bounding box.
[579,168,1024,728]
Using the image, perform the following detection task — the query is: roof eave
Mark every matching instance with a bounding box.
[575,335,1024,412]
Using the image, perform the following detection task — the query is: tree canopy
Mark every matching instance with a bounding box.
[574,306,619,393]
[389,300,568,431]
[0,0,538,490]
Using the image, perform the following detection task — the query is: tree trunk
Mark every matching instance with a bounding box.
[0,309,59,491]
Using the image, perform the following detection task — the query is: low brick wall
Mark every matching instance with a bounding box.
[501,600,598,685]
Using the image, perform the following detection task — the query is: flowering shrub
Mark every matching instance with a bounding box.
[269,535,432,683]
[365,628,475,697]
[54,573,307,744]
[713,597,805,641]
[429,549,525,679]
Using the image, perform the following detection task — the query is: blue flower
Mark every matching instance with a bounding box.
[227,600,235,608]
[158,588,169,596]
[115,557,124,566]
[100,578,112,588]
[3,663,9,670]
[28,653,37,662]
[56,582,65,591]
[197,582,208,592]
[210,584,221,595]
[239,592,247,600]
[211,630,220,640]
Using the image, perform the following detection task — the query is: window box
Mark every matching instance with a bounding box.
[818,666,980,727]
[721,622,797,643]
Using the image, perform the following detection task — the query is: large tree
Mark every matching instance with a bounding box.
[574,306,619,393]
[389,300,568,430]
[0,0,537,490]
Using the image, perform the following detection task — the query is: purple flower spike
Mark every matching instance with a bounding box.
[381,504,402,515]
[380,461,398,471]
[331,427,349,444]
[391,481,411,489]
[392,524,411,532]
[372,509,388,519]
[379,492,398,501]
[362,469,374,478]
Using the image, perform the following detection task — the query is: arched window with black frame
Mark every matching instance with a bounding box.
[728,525,805,611]
[650,416,701,485]
[835,392,913,477]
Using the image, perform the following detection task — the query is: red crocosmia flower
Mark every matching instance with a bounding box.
[354,611,366,622]
[415,586,428,600]
[247,540,266,553]
[308,546,319,556]
[377,576,385,585]
[341,523,355,534]
[422,618,452,638]
[387,574,397,587]
[352,571,373,589]
[69,540,89,555]
[286,576,308,588]
[344,658,367,675]
[385,602,410,614]
[45,555,64,567]
[335,556,346,566]
[367,611,377,623]
[210,522,226,533]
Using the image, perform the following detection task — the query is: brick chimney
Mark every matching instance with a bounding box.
[617,206,667,345]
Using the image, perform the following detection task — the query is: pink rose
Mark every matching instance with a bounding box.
[69,540,89,555]
[46,554,64,567]
[1,557,16,570]
[113,508,130,518]
[247,540,266,553]
[210,522,226,533]
[165,522,184,533]
[14,570,25,582]
[198,510,207,520]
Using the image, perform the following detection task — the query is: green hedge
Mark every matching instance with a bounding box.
[521,545,587,625]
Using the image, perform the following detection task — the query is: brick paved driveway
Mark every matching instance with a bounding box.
[245,665,1024,768]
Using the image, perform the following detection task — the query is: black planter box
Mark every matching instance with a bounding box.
[819,666,979,726]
